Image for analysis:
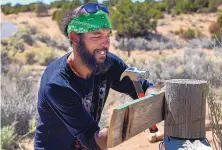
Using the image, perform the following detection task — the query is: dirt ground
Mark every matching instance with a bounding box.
[20,121,215,150]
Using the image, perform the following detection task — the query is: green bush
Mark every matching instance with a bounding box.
[22,48,63,65]
[174,28,197,39]
[52,1,82,25]
[52,10,61,20]
[110,0,161,37]
[182,28,195,39]
[149,8,164,19]
[164,0,220,14]
[1,123,17,150]
[153,2,166,12]
[1,3,37,15]
[208,0,217,12]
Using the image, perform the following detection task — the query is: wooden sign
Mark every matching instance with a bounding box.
[107,91,165,148]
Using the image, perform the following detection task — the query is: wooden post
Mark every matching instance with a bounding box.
[164,79,207,139]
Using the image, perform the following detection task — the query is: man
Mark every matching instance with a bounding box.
[35,3,160,150]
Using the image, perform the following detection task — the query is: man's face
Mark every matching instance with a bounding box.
[76,28,112,72]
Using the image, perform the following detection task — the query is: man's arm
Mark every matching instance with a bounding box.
[44,83,105,150]
[110,55,155,99]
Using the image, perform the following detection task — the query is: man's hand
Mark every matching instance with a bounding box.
[94,128,108,150]
[145,86,165,96]
[145,87,158,96]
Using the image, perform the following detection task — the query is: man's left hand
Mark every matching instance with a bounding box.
[145,87,158,96]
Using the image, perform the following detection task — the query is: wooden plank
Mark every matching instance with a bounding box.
[107,91,165,148]
[125,91,165,140]
[107,107,127,147]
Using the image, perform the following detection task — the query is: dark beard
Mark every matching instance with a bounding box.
[76,37,111,75]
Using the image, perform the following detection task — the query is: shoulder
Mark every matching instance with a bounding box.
[107,52,127,67]
[40,52,72,86]
[107,52,128,71]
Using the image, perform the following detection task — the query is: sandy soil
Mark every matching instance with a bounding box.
[20,122,215,150]
[157,13,219,39]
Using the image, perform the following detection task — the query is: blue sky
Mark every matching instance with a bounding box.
[1,0,145,6]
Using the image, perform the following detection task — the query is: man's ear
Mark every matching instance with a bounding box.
[69,31,80,45]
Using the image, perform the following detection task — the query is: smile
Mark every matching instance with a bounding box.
[96,50,107,55]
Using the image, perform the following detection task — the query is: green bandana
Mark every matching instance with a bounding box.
[66,10,112,36]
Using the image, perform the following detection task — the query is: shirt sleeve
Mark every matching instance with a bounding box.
[110,55,155,99]
[43,83,101,150]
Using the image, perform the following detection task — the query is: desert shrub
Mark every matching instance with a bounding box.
[195,29,205,38]
[116,37,180,51]
[35,3,48,17]
[34,33,51,44]
[7,28,36,52]
[33,33,70,51]
[115,33,181,51]
[174,28,184,35]
[152,1,167,12]
[187,38,216,49]
[208,0,218,12]
[175,28,204,39]
[1,123,17,150]
[209,22,221,34]
[26,52,37,65]
[209,22,222,46]
[14,41,25,52]
[29,26,38,35]
[207,40,222,149]
[174,30,180,35]
[174,0,194,14]
[33,48,63,65]
[165,0,220,14]
[52,10,61,20]
[1,47,13,74]
[22,34,34,46]
[1,71,38,135]
[52,1,82,25]
[182,28,195,39]
[128,47,221,86]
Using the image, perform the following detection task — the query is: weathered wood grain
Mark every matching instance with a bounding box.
[164,79,207,139]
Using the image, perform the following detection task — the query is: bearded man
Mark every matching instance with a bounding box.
[34,3,162,150]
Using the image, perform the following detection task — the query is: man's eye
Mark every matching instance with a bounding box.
[93,36,100,38]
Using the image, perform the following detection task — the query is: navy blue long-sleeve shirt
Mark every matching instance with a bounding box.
[34,52,154,150]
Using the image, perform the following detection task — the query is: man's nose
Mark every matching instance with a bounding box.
[100,37,110,48]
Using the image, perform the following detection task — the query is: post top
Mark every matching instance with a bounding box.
[166,79,207,84]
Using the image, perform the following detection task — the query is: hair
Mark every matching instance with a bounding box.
[59,5,87,39]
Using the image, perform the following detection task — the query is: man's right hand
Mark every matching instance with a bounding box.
[94,128,108,150]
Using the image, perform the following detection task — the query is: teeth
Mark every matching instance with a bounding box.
[98,51,106,55]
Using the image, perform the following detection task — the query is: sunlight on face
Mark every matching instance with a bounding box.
[81,28,112,64]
